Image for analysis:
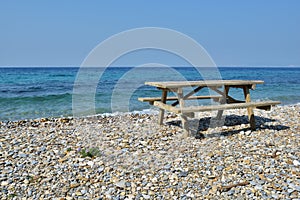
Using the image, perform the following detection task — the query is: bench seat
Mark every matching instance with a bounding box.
[153,100,281,114]
[138,95,222,105]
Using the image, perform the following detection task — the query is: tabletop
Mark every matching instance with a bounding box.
[145,80,264,89]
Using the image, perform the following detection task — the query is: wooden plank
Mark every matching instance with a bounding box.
[152,101,195,118]
[153,101,181,114]
[177,88,189,136]
[151,100,280,115]
[145,80,264,89]
[158,90,168,125]
[216,86,230,119]
[183,113,195,118]
[138,95,222,102]
[177,101,281,113]
[172,86,204,106]
[209,86,246,104]
[243,86,255,130]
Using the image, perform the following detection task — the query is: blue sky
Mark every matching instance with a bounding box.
[0,0,299,67]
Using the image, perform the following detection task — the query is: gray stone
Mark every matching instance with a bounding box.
[115,180,126,188]
[179,171,188,177]
[98,167,104,173]
[39,146,47,152]
[164,164,171,170]
[18,153,27,158]
[288,188,295,194]
[250,181,257,186]
[255,185,263,190]
[227,189,235,195]
[31,160,38,165]
[266,174,275,179]
[294,186,300,192]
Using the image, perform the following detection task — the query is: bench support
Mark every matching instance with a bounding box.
[216,86,230,119]
[177,88,189,137]
[158,89,168,125]
[172,86,204,106]
[244,86,256,130]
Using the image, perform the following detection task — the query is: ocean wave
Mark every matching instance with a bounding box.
[0,92,72,102]
[15,86,44,94]
[48,74,74,77]
[78,108,159,118]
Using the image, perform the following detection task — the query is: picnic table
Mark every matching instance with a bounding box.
[138,80,281,135]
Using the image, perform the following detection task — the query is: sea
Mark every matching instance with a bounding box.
[0,67,299,121]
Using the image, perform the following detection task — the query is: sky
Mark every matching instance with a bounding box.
[0,0,300,67]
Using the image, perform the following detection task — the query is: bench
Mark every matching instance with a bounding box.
[153,100,281,114]
[139,97,281,131]
[140,80,281,135]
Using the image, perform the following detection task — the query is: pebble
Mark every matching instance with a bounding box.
[87,161,94,167]
[245,130,252,136]
[0,105,299,199]
[293,160,300,166]
[179,171,188,177]
[1,181,9,186]
[288,189,295,194]
[227,189,235,195]
[115,180,126,188]
[164,164,171,170]
[142,194,151,199]
[18,153,28,158]
[250,181,256,186]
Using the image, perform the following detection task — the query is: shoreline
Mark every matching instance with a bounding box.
[1,104,299,199]
[1,102,300,123]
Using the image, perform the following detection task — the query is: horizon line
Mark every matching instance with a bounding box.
[0,65,300,68]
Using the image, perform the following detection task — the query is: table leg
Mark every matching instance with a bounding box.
[177,88,190,136]
[216,86,229,119]
[243,86,256,130]
[171,86,204,106]
[158,89,168,125]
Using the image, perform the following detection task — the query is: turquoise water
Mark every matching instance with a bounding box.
[0,67,299,121]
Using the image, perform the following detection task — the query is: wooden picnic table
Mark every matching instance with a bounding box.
[139,80,280,135]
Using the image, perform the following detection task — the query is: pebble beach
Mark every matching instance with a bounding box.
[1,104,300,199]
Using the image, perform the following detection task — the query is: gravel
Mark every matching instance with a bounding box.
[0,104,299,199]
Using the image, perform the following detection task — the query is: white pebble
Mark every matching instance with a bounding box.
[87,161,94,167]
[293,160,300,166]
[1,181,8,186]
